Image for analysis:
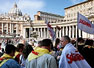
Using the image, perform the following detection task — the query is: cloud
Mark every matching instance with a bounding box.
[17,0,45,19]
[70,0,86,4]
[0,0,45,19]
[18,0,45,10]
[0,2,13,13]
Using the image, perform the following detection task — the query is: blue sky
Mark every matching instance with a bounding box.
[0,0,86,19]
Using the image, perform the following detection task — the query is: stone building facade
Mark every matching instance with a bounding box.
[1,0,94,41]
[0,3,31,39]
[32,0,94,40]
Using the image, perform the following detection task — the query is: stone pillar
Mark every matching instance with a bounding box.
[56,29,58,38]
[72,26,74,38]
[62,27,64,36]
[2,23,3,33]
[7,23,8,34]
[10,23,11,33]
[76,25,77,38]
[16,24,18,34]
[47,29,49,38]
[53,27,56,38]
[59,27,61,38]
[23,28,26,38]
[12,24,13,33]
[66,26,68,35]
[21,24,23,36]
[69,26,71,38]
[38,28,40,38]
[41,28,42,38]
[44,28,46,38]
[79,29,81,37]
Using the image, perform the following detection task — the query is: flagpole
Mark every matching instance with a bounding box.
[76,12,79,49]
[76,29,79,49]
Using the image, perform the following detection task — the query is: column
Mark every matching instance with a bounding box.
[53,27,56,37]
[66,26,68,35]
[21,24,23,36]
[2,23,3,33]
[10,23,11,34]
[16,24,18,34]
[44,28,46,38]
[72,26,74,38]
[76,25,77,38]
[62,27,64,36]
[42,28,43,38]
[37,28,39,38]
[56,29,58,38]
[23,28,26,38]
[39,28,41,38]
[69,26,71,38]
[79,29,81,37]
[59,27,61,38]
[47,29,49,38]
[7,23,8,34]
[12,24,13,33]
[41,28,42,38]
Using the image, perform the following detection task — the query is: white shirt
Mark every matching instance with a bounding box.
[59,43,91,68]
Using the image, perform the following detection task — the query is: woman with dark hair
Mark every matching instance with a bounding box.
[54,38,60,51]
[20,43,33,68]
[14,43,25,63]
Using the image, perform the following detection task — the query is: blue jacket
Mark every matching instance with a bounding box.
[0,59,21,68]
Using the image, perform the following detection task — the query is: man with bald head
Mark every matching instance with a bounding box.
[59,36,91,68]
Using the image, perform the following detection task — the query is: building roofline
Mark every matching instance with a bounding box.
[64,0,93,9]
[37,11,64,18]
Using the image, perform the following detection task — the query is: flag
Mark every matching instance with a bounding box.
[59,43,91,68]
[77,13,94,34]
[56,25,61,30]
[45,20,56,41]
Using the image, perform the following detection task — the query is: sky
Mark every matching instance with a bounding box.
[0,0,86,20]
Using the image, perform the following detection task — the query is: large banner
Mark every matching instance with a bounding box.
[77,13,94,34]
[45,20,56,41]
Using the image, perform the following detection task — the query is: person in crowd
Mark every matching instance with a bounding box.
[53,38,60,51]
[28,39,35,49]
[51,38,62,66]
[0,48,4,57]
[77,37,85,54]
[0,42,6,57]
[14,43,25,63]
[59,36,91,68]
[71,39,76,46]
[20,43,33,68]
[0,44,21,68]
[82,39,94,68]
[26,39,57,68]
[37,40,42,47]
[1,41,6,52]
[34,40,42,50]
[0,43,3,57]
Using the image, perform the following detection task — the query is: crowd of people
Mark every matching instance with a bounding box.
[0,36,94,68]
